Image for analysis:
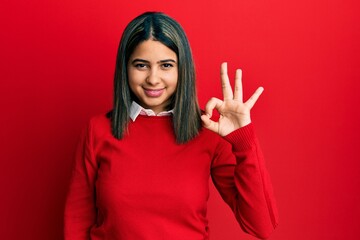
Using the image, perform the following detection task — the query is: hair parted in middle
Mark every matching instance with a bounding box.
[111,11,202,143]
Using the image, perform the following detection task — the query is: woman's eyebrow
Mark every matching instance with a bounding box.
[131,58,177,64]
[158,59,177,63]
[131,58,149,64]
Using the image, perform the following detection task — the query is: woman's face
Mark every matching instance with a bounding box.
[127,39,178,114]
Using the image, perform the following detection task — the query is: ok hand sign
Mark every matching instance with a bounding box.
[201,62,264,137]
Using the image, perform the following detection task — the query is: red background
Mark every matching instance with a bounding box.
[1,0,360,239]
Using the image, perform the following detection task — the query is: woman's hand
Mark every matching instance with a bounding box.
[201,62,264,137]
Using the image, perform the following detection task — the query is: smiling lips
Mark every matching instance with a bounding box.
[144,88,165,97]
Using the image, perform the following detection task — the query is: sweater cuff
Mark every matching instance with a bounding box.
[223,123,257,151]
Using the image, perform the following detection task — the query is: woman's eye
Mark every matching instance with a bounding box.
[135,63,147,69]
[162,63,173,68]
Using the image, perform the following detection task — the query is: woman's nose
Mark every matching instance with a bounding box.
[145,69,160,85]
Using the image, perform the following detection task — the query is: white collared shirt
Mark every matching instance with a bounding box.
[129,101,174,122]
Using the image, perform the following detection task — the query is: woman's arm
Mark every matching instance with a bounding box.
[204,63,278,239]
[64,121,98,239]
[211,124,279,239]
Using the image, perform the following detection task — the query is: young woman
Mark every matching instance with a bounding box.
[64,12,278,240]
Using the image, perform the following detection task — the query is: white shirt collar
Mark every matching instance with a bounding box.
[129,101,174,122]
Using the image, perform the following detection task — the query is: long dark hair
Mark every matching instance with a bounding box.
[111,12,201,143]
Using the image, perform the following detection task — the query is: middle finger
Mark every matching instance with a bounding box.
[233,69,243,102]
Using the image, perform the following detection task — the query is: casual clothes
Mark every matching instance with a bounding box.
[64,112,278,240]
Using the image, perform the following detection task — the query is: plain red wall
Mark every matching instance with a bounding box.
[1,0,360,239]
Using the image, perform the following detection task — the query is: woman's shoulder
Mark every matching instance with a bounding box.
[88,111,111,126]
[86,111,112,139]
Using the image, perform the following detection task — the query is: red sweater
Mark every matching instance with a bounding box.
[64,114,278,239]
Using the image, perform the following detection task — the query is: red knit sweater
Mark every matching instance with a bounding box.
[64,114,278,239]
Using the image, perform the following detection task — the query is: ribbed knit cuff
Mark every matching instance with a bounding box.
[223,123,257,152]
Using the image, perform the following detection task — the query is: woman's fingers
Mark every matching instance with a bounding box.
[201,114,219,133]
[202,97,223,133]
[233,69,243,102]
[203,63,263,134]
[221,62,233,100]
[245,87,264,109]
[204,97,223,118]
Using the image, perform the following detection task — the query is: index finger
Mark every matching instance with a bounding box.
[221,62,233,100]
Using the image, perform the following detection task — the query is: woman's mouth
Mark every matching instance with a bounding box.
[144,88,165,97]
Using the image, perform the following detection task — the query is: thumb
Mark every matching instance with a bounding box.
[201,114,219,133]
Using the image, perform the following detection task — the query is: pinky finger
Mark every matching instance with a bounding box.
[245,87,264,109]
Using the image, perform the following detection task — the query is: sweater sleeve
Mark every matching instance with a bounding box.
[211,123,279,239]
[64,120,98,239]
